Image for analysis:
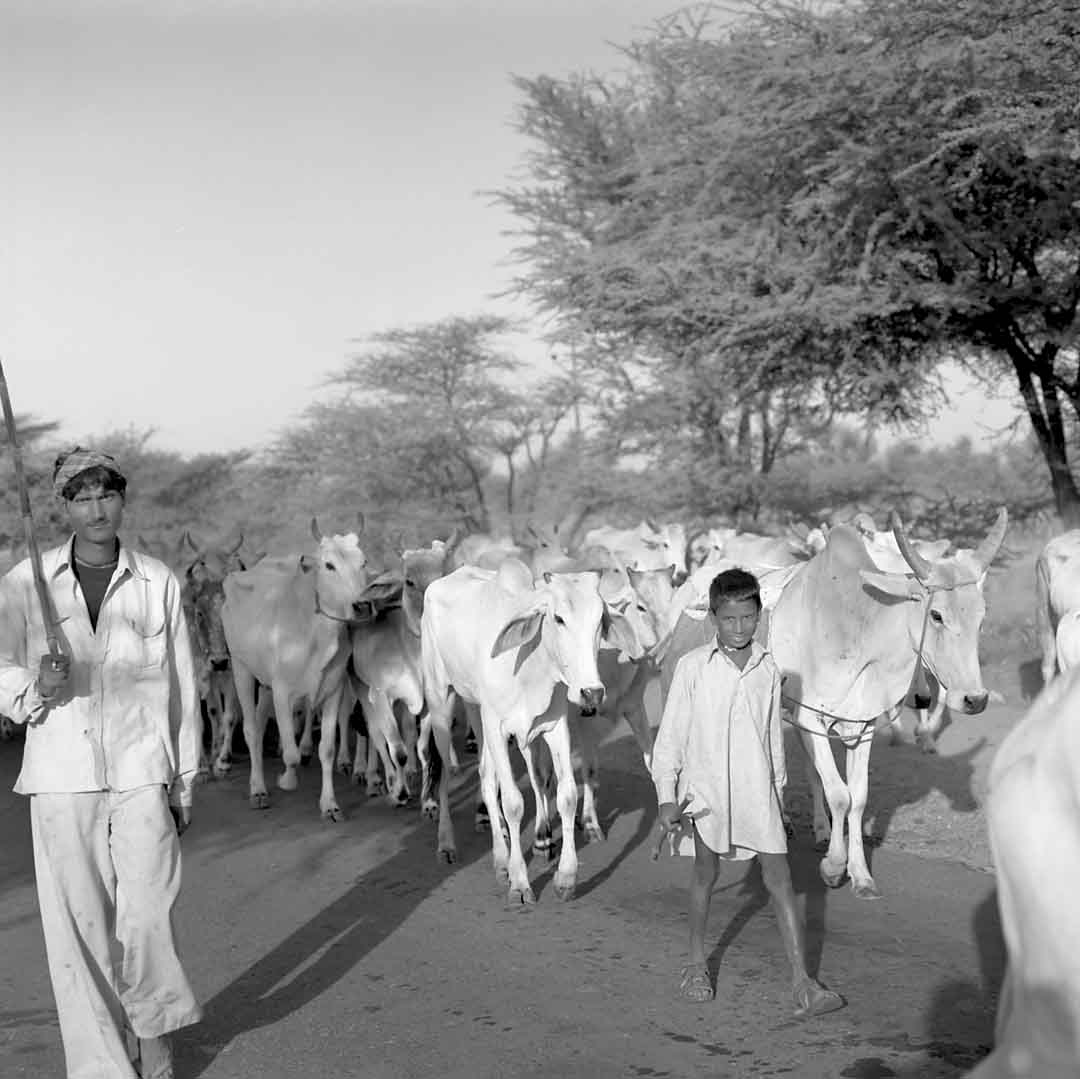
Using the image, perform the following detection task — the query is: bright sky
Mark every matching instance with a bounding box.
[2,0,1023,457]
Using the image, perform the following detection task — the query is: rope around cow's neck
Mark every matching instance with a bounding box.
[778,584,938,749]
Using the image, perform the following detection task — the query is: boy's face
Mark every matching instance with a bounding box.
[710,596,761,651]
[66,481,124,548]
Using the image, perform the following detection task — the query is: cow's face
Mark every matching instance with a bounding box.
[540,572,607,713]
[914,562,990,714]
[302,532,372,621]
[401,542,449,637]
[188,580,230,670]
[597,566,656,659]
[181,531,245,589]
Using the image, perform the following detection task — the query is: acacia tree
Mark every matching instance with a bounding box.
[498,0,1080,521]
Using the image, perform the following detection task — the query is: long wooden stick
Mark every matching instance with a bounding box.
[0,358,64,658]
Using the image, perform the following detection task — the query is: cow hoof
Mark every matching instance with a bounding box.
[464,732,478,755]
[336,761,352,777]
[474,816,491,834]
[783,819,796,840]
[532,834,553,856]
[917,738,939,755]
[322,805,345,823]
[507,886,536,907]
[421,799,439,822]
[194,770,211,786]
[277,772,299,792]
[437,847,457,865]
[553,881,576,902]
[212,761,232,778]
[819,860,847,889]
[852,879,882,900]
[367,781,386,799]
[299,753,313,768]
[585,824,605,844]
[351,772,364,786]
[250,792,270,810]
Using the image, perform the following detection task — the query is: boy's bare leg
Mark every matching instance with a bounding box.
[679,827,719,1001]
[758,851,845,1018]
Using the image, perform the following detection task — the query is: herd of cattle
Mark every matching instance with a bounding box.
[6,508,1080,1070]
[162,510,1025,902]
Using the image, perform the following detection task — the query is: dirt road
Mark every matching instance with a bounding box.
[0,699,1012,1079]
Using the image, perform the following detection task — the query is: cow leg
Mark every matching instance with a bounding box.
[368,693,410,806]
[233,664,270,809]
[298,703,316,766]
[543,718,580,901]
[621,665,656,767]
[884,703,904,747]
[574,715,605,843]
[488,727,532,906]
[844,736,879,899]
[798,721,851,888]
[316,690,344,821]
[212,677,239,777]
[522,739,554,858]
[270,684,302,791]
[335,695,353,777]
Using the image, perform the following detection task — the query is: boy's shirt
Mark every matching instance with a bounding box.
[0,537,202,807]
[651,638,787,854]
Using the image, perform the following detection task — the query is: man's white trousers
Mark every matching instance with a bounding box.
[30,785,202,1079]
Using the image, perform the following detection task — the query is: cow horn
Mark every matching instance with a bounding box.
[971,507,1008,573]
[182,529,200,552]
[310,517,322,543]
[889,512,932,580]
[443,524,465,555]
[356,510,366,534]
[227,532,244,555]
[644,516,660,533]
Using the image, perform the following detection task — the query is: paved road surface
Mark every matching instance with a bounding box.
[0,732,1004,1079]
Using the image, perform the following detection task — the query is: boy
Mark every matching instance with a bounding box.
[651,567,844,1018]
[0,447,203,1079]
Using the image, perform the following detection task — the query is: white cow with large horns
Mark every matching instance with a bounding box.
[767,507,1007,899]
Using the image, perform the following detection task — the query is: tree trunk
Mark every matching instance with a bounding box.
[1006,341,1080,528]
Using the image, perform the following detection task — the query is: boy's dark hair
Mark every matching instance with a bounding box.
[709,568,762,612]
[53,459,127,502]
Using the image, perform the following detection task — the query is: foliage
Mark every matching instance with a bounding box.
[496,0,1080,517]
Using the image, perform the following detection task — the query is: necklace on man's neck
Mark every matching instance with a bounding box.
[74,542,119,569]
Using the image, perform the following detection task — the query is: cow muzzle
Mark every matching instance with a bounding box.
[578,686,605,716]
[961,691,989,715]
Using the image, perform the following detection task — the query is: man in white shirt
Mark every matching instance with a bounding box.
[0,446,202,1079]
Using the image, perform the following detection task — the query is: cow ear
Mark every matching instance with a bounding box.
[602,608,643,659]
[299,554,315,574]
[490,610,544,658]
[859,569,921,600]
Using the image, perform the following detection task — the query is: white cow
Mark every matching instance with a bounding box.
[221,519,401,820]
[339,536,458,803]
[966,665,1080,1077]
[1035,529,1080,687]
[527,562,675,851]
[581,519,688,582]
[767,511,1007,899]
[420,560,637,904]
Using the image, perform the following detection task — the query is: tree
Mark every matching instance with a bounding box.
[496,0,1080,521]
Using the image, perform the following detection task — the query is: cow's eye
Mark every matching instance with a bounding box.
[554,614,565,626]
[930,608,944,625]
[324,562,336,572]
[405,578,416,589]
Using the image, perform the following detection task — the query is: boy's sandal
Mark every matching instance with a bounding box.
[793,979,845,1019]
[679,963,714,1003]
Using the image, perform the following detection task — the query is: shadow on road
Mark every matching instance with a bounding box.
[175,772,490,1078]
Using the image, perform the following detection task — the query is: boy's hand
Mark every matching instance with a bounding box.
[658,801,684,834]
[37,653,71,700]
